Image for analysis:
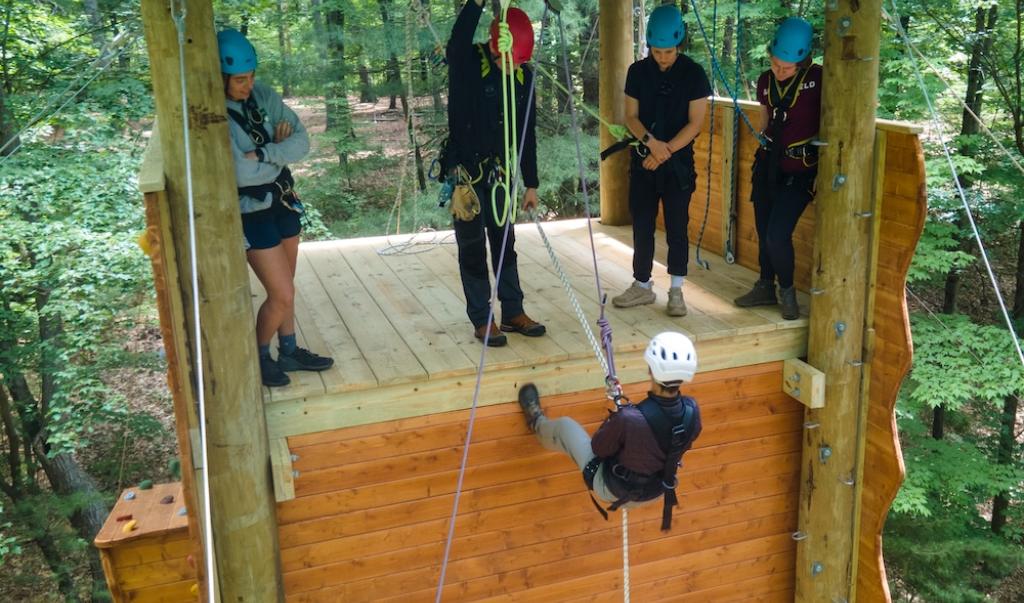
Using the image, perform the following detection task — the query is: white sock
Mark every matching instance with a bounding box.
[637,279,653,290]
[670,275,684,289]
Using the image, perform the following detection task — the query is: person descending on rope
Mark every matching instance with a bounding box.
[611,5,711,318]
[445,0,545,347]
[218,29,334,387]
[734,17,821,320]
[518,332,703,530]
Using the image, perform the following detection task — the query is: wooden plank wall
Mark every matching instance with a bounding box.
[276,361,803,601]
[855,131,924,600]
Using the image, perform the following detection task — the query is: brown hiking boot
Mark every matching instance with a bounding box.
[734,279,777,308]
[500,313,546,337]
[475,322,508,347]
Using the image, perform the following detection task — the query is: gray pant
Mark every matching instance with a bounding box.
[534,416,620,505]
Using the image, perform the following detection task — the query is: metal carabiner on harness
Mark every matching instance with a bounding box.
[605,375,627,408]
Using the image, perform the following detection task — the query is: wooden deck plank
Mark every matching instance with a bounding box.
[344,244,479,380]
[304,244,426,385]
[430,238,577,365]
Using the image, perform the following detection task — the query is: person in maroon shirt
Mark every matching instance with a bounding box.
[517,332,702,529]
[734,17,821,320]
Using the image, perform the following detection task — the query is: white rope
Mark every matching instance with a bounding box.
[170,3,216,601]
[889,0,1024,370]
[880,8,1024,180]
[622,508,631,603]
[0,31,135,162]
[532,217,609,375]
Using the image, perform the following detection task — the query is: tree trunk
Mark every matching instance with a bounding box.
[83,0,106,52]
[35,448,109,594]
[358,62,376,103]
[1014,221,1024,318]
[325,6,351,167]
[991,395,1019,533]
[378,0,404,113]
[931,404,944,439]
[277,0,292,97]
[0,83,19,157]
[580,10,599,113]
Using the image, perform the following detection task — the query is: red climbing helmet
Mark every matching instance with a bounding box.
[489,8,535,65]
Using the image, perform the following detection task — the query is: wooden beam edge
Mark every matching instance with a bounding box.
[271,438,297,502]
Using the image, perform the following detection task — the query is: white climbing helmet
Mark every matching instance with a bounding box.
[644,331,698,385]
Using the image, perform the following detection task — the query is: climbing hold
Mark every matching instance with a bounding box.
[138,479,154,490]
[160,495,175,505]
[177,507,187,516]
[190,583,199,595]
[186,554,196,569]
[137,232,153,257]
[121,519,138,534]
[116,514,133,522]
[124,491,136,501]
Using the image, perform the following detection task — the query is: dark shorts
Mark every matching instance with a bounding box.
[241,199,302,250]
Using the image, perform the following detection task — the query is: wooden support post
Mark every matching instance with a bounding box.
[139,2,284,600]
[795,1,883,601]
[598,0,632,225]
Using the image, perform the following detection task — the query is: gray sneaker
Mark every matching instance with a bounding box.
[667,287,687,317]
[780,286,800,320]
[612,281,656,308]
[734,279,777,307]
[517,383,546,432]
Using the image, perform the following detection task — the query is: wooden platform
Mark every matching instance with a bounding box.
[255,219,809,441]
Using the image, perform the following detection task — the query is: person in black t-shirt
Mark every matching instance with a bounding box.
[445,0,546,347]
[611,5,711,318]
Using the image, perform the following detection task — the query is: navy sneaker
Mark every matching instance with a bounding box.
[260,356,291,387]
[278,347,335,372]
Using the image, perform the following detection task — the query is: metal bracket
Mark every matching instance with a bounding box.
[810,287,826,296]
[803,421,821,430]
[835,321,847,337]
[290,454,300,462]
[837,16,852,36]
[832,174,847,191]
[819,446,833,463]
[792,531,809,541]
[292,470,300,478]
[812,561,825,576]
[854,210,874,218]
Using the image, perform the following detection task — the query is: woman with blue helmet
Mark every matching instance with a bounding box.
[217,28,333,387]
[734,17,821,320]
[612,5,711,318]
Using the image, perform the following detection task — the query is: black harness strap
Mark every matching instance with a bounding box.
[753,67,811,202]
[636,399,695,531]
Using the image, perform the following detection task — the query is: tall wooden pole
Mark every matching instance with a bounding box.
[795,1,883,601]
[140,1,284,600]
[598,0,632,225]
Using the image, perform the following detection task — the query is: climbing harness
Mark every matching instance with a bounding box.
[584,398,697,531]
[225,98,306,215]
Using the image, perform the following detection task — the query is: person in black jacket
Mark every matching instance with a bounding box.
[518,332,703,528]
[446,0,545,347]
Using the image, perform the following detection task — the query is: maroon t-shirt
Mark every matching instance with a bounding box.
[591,395,702,476]
[756,63,822,173]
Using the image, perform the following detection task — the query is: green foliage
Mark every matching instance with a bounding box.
[888,312,1024,601]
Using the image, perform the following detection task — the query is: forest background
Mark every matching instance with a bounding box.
[1,0,1023,600]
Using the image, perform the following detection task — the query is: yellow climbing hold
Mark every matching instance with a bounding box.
[121,519,138,534]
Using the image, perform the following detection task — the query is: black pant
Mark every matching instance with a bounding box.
[751,169,816,289]
[628,160,695,282]
[454,182,525,328]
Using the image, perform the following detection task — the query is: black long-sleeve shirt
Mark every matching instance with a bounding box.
[446,1,539,188]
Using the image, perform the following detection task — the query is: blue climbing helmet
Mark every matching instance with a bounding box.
[646,5,685,49]
[770,17,813,63]
[217,28,258,74]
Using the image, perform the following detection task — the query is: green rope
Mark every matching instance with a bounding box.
[532,62,629,141]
